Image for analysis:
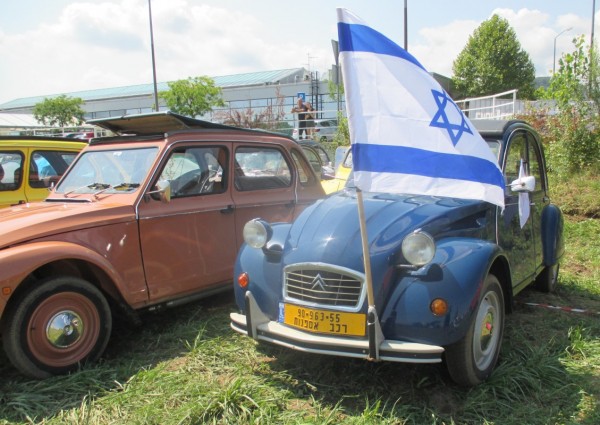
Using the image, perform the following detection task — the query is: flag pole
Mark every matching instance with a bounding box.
[356,188,384,360]
[356,188,375,308]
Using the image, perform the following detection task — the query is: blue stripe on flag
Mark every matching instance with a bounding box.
[352,144,505,188]
[338,22,426,71]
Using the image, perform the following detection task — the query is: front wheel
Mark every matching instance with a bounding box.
[2,276,112,379]
[445,274,505,386]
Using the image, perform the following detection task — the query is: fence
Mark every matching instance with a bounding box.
[455,89,523,119]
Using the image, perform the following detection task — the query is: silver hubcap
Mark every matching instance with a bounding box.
[473,291,501,371]
[46,311,84,348]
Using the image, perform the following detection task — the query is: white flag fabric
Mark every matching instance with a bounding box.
[336,8,505,208]
[518,159,530,228]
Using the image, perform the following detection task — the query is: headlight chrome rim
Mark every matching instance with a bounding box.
[401,231,436,266]
[243,219,271,249]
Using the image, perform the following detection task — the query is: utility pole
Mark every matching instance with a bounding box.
[148,0,159,112]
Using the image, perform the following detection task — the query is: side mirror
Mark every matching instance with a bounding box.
[147,179,171,203]
[509,175,535,193]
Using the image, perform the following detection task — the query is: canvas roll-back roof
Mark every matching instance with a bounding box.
[87,111,256,136]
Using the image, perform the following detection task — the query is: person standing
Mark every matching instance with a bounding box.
[305,102,315,139]
[291,98,309,139]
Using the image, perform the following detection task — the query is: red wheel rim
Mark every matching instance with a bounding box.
[26,292,101,368]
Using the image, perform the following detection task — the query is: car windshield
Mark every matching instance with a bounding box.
[55,147,158,195]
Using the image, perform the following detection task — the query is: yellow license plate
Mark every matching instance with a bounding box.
[281,303,366,336]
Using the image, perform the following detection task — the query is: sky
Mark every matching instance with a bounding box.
[0,0,598,105]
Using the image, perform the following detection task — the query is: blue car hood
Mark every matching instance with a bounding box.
[282,189,492,271]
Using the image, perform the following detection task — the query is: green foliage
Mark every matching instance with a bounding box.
[32,95,85,128]
[526,37,600,177]
[159,76,225,118]
[453,15,536,99]
[538,36,600,113]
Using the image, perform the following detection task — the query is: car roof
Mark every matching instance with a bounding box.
[0,135,88,148]
[471,119,529,138]
[87,111,292,140]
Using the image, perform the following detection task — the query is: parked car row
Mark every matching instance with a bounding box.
[0,117,564,387]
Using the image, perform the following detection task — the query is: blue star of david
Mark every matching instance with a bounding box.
[429,89,473,146]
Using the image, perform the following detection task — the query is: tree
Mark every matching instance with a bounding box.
[159,76,225,118]
[32,95,85,128]
[452,15,536,99]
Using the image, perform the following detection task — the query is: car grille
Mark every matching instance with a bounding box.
[284,264,364,310]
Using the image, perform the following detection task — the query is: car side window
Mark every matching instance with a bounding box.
[292,149,318,186]
[29,150,80,189]
[527,137,544,192]
[299,147,322,177]
[160,146,227,198]
[0,152,24,191]
[503,133,527,195]
[234,147,291,191]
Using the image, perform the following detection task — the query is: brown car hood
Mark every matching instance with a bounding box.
[0,200,136,250]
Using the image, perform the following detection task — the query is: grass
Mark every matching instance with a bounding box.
[1,180,599,424]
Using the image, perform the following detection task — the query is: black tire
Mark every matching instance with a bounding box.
[445,274,505,386]
[2,276,112,379]
[535,263,559,293]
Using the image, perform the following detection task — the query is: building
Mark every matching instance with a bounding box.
[0,68,341,135]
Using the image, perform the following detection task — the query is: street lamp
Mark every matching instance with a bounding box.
[553,27,573,74]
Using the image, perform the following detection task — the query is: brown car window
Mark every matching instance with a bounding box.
[234,146,291,191]
[0,151,24,191]
[160,146,228,198]
[291,149,317,186]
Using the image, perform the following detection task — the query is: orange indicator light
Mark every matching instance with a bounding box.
[430,298,448,316]
[238,273,249,289]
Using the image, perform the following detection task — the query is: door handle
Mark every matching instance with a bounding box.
[220,205,235,214]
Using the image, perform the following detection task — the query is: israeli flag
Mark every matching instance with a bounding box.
[337,9,505,208]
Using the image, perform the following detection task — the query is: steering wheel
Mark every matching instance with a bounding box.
[198,169,219,193]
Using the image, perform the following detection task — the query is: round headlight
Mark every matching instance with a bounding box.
[401,231,435,266]
[243,219,271,249]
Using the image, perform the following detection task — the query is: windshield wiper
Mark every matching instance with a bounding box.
[64,182,112,198]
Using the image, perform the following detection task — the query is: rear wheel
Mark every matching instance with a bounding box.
[445,274,504,386]
[2,276,112,379]
[535,263,559,293]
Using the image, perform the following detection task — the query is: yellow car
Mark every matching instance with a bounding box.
[321,146,352,194]
[0,136,86,207]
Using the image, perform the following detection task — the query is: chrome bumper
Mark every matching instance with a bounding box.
[230,291,444,364]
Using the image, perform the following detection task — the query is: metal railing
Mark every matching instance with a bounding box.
[455,89,520,119]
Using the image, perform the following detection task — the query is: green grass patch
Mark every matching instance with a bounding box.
[1,178,599,424]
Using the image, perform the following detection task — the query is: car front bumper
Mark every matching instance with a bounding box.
[230,291,444,363]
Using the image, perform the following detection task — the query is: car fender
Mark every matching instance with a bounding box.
[233,223,292,317]
[380,237,503,347]
[541,203,564,266]
[0,241,134,313]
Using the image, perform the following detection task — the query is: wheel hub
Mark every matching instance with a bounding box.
[46,311,84,348]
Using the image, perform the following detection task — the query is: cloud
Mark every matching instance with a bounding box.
[410,19,480,76]
[0,0,328,104]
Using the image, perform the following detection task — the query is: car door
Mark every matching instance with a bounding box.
[498,131,536,290]
[526,132,548,275]
[137,143,237,301]
[231,143,298,247]
[0,148,25,207]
